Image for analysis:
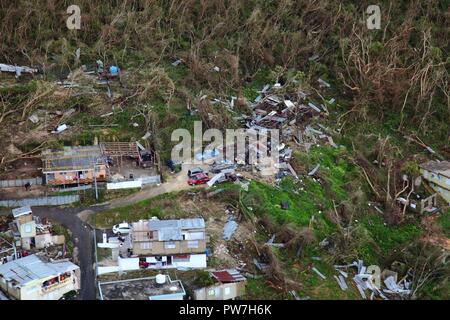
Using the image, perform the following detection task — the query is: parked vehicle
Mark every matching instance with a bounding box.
[188,173,210,186]
[188,167,206,177]
[112,223,132,235]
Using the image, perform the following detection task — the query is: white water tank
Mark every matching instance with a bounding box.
[155,274,166,284]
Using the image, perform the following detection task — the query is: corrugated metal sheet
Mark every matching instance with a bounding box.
[0,254,79,286]
[211,269,246,283]
[148,218,205,231]
[11,206,32,218]
[158,228,183,241]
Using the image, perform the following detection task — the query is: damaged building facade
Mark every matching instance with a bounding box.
[132,217,207,268]
[0,253,80,300]
[41,142,157,187]
[420,160,450,204]
[42,146,108,186]
[97,217,207,275]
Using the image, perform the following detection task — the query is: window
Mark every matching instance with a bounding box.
[208,289,216,296]
[165,241,176,249]
[140,242,152,250]
[224,287,231,296]
[187,240,199,248]
[24,224,32,233]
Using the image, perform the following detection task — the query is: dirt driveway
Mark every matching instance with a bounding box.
[104,163,209,209]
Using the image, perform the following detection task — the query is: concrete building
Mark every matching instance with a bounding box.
[193,269,246,300]
[420,160,450,204]
[97,218,207,275]
[98,275,185,300]
[0,254,80,300]
[41,146,108,186]
[131,217,207,268]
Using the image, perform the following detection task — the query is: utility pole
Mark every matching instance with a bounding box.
[93,160,98,201]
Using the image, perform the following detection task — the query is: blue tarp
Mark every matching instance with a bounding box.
[109,65,119,75]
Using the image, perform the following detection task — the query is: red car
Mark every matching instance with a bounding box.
[188,173,210,186]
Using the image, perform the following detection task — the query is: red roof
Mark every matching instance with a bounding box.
[211,269,246,283]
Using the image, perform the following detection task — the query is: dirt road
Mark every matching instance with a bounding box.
[104,163,208,209]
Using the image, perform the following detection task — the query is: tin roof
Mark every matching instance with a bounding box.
[42,145,107,172]
[420,161,450,178]
[11,206,32,218]
[211,269,246,283]
[0,254,79,287]
[158,228,183,241]
[148,218,205,231]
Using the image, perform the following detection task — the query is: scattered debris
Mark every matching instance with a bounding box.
[223,217,238,241]
[311,267,327,280]
[308,164,320,176]
[51,124,68,134]
[318,78,331,88]
[0,63,38,77]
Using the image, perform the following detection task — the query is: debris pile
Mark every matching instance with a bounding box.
[333,260,412,300]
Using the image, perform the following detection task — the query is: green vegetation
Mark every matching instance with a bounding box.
[89,191,189,228]
[437,209,450,237]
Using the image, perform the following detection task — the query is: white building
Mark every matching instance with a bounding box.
[0,254,80,300]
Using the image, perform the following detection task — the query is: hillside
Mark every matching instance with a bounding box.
[0,0,448,300]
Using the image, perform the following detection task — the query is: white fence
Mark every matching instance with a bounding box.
[106,175,161,190]
[0,195,80,207]
[0,177,42,188]
[139,175,161,186]
[107,180,142,190]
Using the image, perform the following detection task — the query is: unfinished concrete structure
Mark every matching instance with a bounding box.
[98,275,185,300]
[9,206,65,250]
[42,146,108,186]
[0,254,80,300]
[420,160,450,204]
[396,192,439,214]
[41,142,157,187]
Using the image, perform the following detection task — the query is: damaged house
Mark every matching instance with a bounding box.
[0,253,80,300]
[42,146,108,186]
[131,217,207,268]
[97,217,207,275]
[420,160,450,204]
[193,269,246,300]
[8,206,65,251]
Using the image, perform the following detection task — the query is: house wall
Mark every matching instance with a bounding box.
[428,182,450,204]
[133,238,206,256]
[421,169,450,190]
[193,282,246,300]
[118,256,140,271]
[45,165,107,185]
[172,253,207,268]
[16,215,32,225]
[149,292,184,300]
[0,269,80,300]
[421,169,450,204]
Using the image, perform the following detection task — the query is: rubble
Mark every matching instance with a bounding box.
[0,63,38,77]
[311,267,327,280]
[223,216,238,241]
[333,259,412,300]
